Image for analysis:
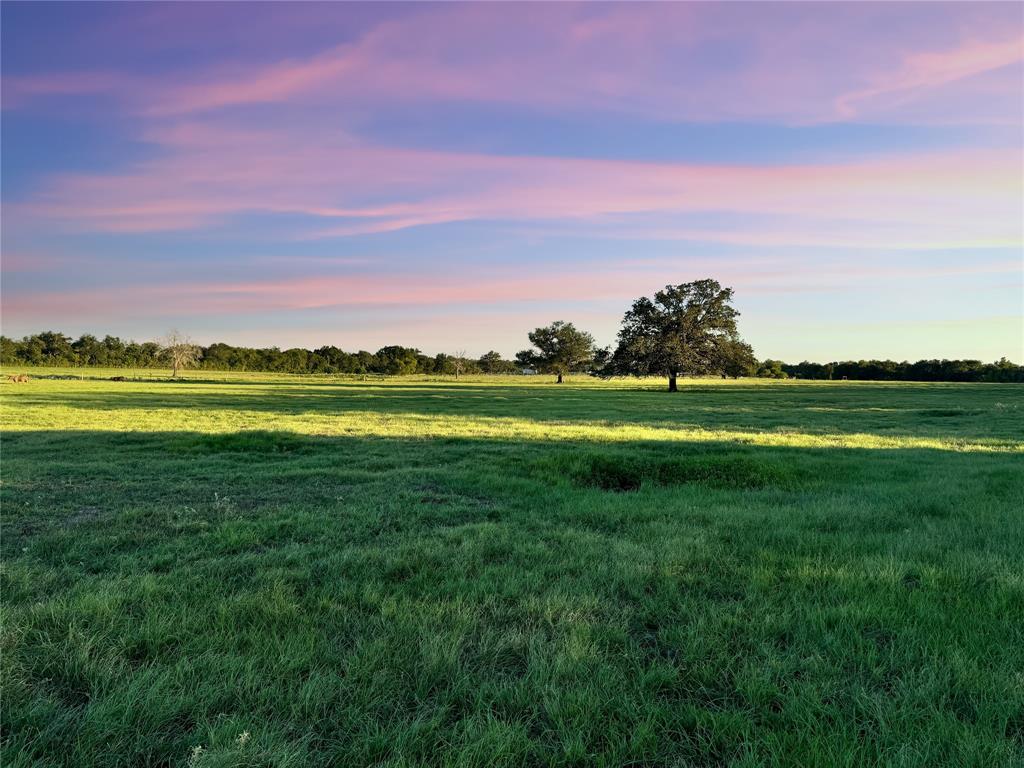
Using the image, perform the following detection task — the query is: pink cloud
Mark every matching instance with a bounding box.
[5,5,1018,251]
[4,254,1019,330]
[1,267,662,323]
[5,4,1021,125]
[15,129,1021,250]
[145,45,365,116]
[835,34,1024,119]
[0,71,138,109]
[0,252,51,273]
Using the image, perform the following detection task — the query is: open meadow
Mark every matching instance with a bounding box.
[2,371,1023,767]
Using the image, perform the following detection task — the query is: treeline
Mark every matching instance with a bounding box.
[1,330,1021,382]
[0,332,516,375]
[755,358,1023,383]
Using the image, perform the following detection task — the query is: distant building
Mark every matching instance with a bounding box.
[521,367,537,375]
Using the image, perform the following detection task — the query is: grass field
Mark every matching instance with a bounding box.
[2,370,1022,767]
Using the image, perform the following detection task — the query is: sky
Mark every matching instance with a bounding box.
[2,1,1022,362]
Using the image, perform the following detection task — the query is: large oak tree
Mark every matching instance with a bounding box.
[605,279,750,391]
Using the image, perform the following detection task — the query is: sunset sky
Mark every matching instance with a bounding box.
[2,2,1022,361]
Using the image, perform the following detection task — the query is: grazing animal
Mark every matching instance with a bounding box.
[8,374,30,383]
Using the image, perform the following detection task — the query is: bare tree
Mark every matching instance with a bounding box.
[452,349,468,380]
[162,330,201,377]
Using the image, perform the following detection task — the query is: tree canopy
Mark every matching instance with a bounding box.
[517,321,597,383]
[478,350,516,374]
[605,279,748,391]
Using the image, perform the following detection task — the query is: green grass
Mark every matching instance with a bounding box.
[2,370,1022,767]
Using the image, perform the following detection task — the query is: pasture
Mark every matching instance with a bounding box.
[2,372,1022,767]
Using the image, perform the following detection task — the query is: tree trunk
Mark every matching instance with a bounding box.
[172,360,179,378]
[556,372,564,384]
[668,373,677,392]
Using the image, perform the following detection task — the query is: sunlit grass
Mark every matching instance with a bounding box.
[6,372,1022,452]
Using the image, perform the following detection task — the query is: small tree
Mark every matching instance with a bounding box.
[452,349,468,380]
[517,321,596,383]
[478,350,512,374]
[161,330,201,377]
[605,279,749,391]
[375,346,420,375]
[756,359,788,379]
[719,338,757,378]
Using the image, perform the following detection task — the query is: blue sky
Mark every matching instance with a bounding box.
[2,2,1022,360]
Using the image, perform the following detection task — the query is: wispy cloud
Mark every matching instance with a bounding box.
[16,130,1021,251]
[5,253,1018,323]
[835,34,1024,119]
[5,4,1021,125]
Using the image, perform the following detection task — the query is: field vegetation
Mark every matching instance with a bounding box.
[2,371,1022,766]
